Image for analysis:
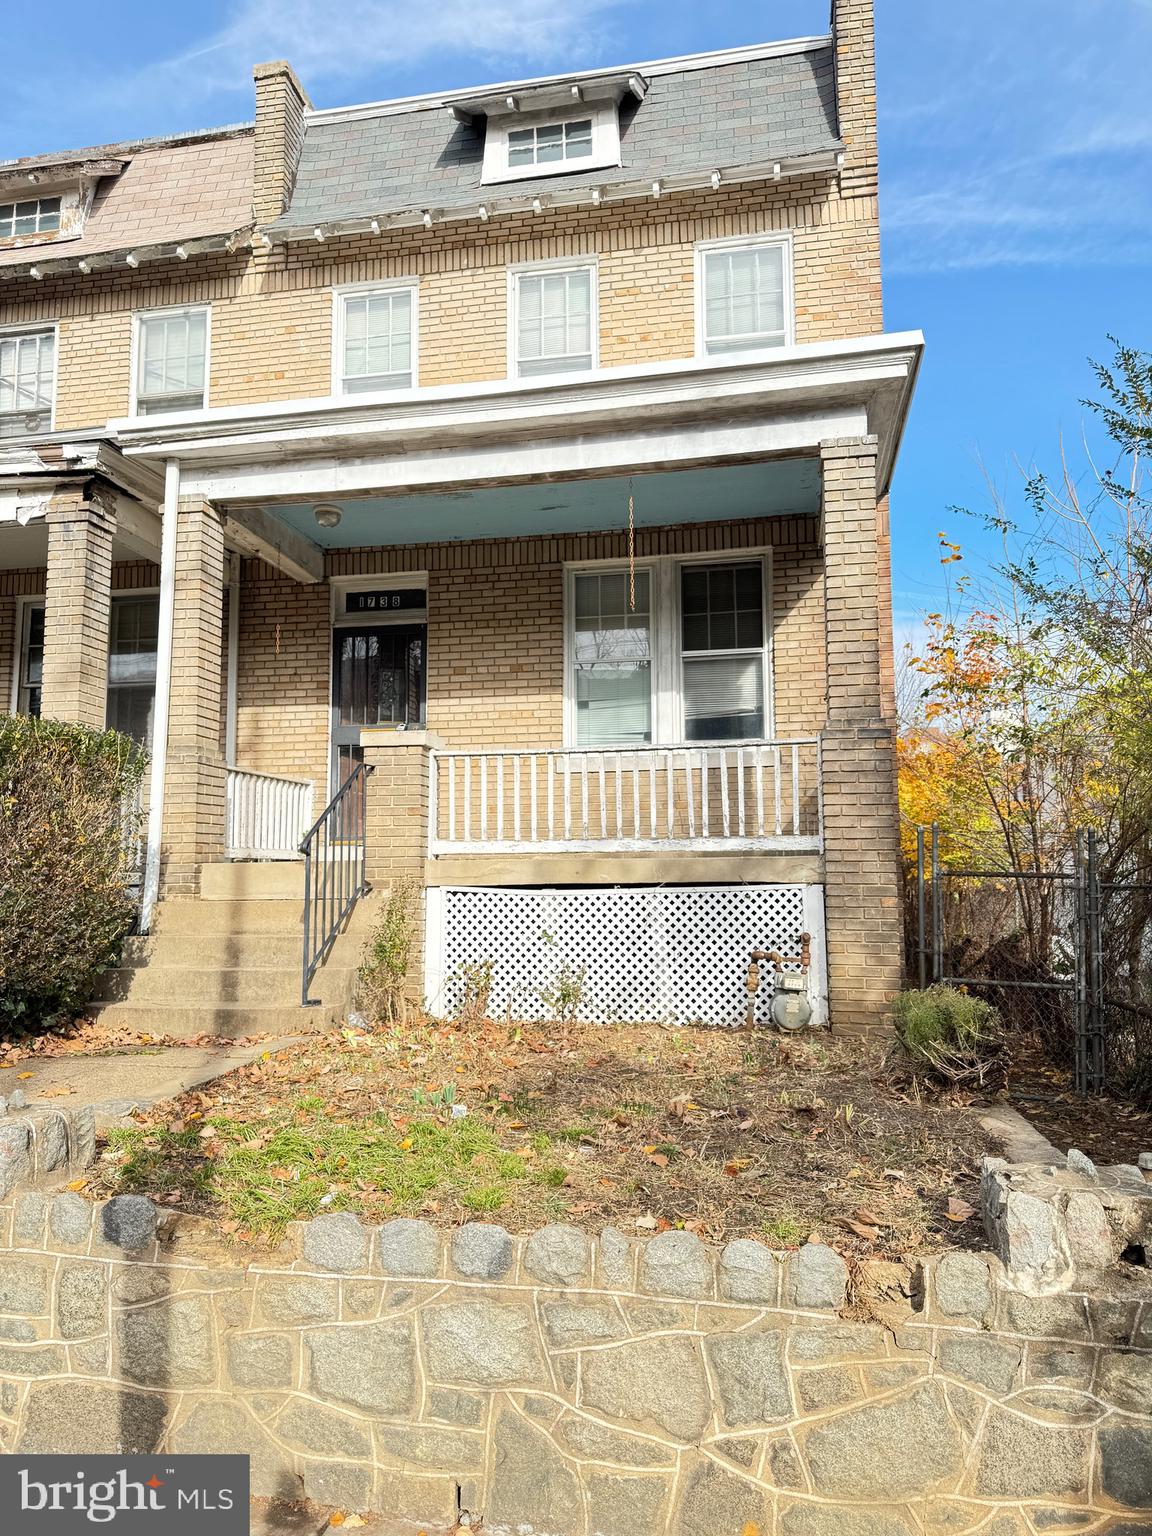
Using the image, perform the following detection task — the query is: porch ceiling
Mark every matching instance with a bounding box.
[267,460,820,547]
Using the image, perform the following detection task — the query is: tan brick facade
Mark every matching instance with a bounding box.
[162,500,227,895]
[818,438,903,1027]
[232,517,823,797]
[0,176,880,428]
[40,490,116,728]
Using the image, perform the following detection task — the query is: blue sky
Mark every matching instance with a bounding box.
[4,0,1150,641]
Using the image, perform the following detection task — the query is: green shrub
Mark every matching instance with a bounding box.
[0,714,146,1031]
[891,984,1003,1084]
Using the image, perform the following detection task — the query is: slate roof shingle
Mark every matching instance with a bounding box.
[272,47,839,230]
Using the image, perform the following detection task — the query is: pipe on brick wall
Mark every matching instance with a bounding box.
[140,458,180,933]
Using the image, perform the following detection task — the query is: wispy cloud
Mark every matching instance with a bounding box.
[880,0,1152,272]
[34,0,628,136]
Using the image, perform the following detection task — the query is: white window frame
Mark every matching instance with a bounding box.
[130,303,211,419]
[482,102,620,185]
[105,587,162,745]
[507,256,599,381]
[563,548,775,749]
[694,233,795,359]
[0,195,62,240]
[331,278,420,397]
[0,321,58,437]
[10,593,45,715]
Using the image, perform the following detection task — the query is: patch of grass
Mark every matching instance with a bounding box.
[761,1213,807,1246]
[102,1108,566,1239]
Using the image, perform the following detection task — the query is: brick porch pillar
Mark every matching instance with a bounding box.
[160,498,228,896]
[361,731,437,1002]
[41,488,115,728]
[819,436,903,1030]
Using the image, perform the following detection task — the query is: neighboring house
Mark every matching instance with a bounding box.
[0,0,920,1034]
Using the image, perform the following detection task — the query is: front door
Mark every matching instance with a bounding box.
[331,624,426,790]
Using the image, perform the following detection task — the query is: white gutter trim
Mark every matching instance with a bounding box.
[305,37,831,125]
[140,456,180,934]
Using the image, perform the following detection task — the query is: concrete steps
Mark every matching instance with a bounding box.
[90,863,378,1040]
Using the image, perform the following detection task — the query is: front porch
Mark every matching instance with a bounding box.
[3,333,916,1029]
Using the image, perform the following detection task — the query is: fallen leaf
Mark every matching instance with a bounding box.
[635,1213,658,1230]
[328,1514,345,1528]
[854,1207,885,1227]
[16,1072,33,1081]
[838,1219,880,1241]
[66,1178,87,1192]
[945,1196,976,1223]
[646,1152,669,1169]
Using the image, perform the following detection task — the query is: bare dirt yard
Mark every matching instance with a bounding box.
[80,1014,1003,1256]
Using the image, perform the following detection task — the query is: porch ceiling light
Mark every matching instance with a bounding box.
[313,503,342,529]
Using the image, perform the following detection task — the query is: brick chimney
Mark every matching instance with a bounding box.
[831,0,878,202]
[252,60,312,227]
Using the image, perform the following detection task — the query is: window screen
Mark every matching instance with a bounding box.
[0,330,54,438]
[136,309,208,415]
[573,569,652,746]
[681,562,766,741]
[516,268,593,376]
[341,289,414,393]
[702,244,787,354]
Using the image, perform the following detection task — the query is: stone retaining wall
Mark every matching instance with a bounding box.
[1,1188,1150,1535]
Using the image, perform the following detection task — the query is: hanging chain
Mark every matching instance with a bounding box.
[628,477,636,611]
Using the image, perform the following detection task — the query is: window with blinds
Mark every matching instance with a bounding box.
[681,562,766,740]
[0,329,55,438]
[513,265,595,377]
[340,287,415,393]
[700,239,790,355]
[573,569,652,747]
[135,308,208,415]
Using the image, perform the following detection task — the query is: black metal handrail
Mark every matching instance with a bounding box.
[300,762,374,1006]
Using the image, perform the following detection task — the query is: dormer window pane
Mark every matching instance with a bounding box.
[0,196,61,239]
[136,308,208,415]
[340,288,415,394]
[505,118,594,172]
[0,329,55,438]
[702,243,788,354]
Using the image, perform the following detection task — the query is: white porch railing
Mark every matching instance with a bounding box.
[226,768,315,860]
[430,738,822,854]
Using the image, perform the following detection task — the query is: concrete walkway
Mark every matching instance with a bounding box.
[1,1039,301,1128]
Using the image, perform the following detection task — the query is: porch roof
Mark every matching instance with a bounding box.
[112,332,924,511]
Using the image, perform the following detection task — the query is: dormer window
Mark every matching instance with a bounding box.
[457,70,646,187]
[507,118,593,169]
[0,197,61,239]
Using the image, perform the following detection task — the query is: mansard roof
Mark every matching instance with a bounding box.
[269,39,840,236]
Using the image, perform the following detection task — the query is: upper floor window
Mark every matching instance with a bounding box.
[0,197,61,239]
[482,103,621,184]
[696,236,793,357]
[510,261,597,379]
[134,306,209,416]
[335,283,416,394]
[0,328,55,439]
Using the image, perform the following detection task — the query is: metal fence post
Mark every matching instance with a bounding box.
[916,825,927,990]
[1085,828,1105,1094]
[930,822,943,984]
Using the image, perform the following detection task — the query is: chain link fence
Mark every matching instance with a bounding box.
[907,825,1152,1107]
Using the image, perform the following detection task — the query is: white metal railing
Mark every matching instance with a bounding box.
[430,738,822,855]
[226,768,315,860]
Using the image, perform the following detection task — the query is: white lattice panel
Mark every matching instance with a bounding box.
[427,884,827,1028]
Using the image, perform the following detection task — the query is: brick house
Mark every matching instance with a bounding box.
[0,0,920,1034]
